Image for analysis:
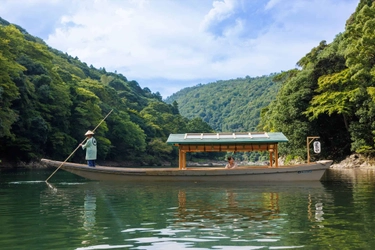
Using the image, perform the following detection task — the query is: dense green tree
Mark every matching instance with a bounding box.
[185,117,215,133]
[0,26,24,138]
[105,110,146,161]
[303,1,375,156]
[257,0,375,160]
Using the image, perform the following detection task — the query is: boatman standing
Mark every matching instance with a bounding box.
[80,130,97,167]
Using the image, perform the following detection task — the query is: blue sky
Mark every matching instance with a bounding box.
[0,0,359,98]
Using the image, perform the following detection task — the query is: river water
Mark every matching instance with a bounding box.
[1,167,375,249]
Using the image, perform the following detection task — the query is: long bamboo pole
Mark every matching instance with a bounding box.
[45,109,113,182]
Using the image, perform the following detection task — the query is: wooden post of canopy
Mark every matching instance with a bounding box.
[178,147,183,169]
[178,147,186,169]
[269,149,273,167]
[182,150,186,169]
[307,136,320,163]
[275,143,279,167]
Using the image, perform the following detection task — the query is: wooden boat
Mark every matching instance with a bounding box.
[41,132,332,182]
[41,158,332,182]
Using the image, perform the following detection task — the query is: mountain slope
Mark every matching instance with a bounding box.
[166,74,281,132]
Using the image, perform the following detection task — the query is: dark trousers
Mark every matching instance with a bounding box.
[87,160,96,167]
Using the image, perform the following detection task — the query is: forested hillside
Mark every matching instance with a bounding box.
[165,75,281,132]
[2,0,375,166]
[0,17,213,167]
[168,0,375,163]
[259,0,375,162]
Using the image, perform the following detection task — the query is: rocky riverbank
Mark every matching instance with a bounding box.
[330,154,375,169]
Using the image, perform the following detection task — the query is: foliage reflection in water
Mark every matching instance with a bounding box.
[1,168,375,249]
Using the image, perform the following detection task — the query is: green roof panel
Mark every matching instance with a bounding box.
[166,132,288,145]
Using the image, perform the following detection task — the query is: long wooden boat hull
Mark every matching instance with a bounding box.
[41,159,332,182]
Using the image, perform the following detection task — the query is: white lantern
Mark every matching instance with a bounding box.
[313,141,321,153]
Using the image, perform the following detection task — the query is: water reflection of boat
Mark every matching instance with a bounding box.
[175,189,282,224]
[172,181,328,227]
[39,180,330,248]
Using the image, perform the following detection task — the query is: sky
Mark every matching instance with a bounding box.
[0,0,360,98]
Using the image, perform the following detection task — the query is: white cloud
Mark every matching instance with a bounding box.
[265,0,282,10]
[0,0,360,98]
[200,0,239,32]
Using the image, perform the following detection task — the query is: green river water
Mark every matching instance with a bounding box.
[1,167,375,249]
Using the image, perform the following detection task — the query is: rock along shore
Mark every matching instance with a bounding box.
[330,154,375,169]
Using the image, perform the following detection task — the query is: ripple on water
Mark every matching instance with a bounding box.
[76,244,133,250]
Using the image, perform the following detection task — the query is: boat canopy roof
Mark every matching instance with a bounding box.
[167,132,288,145]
